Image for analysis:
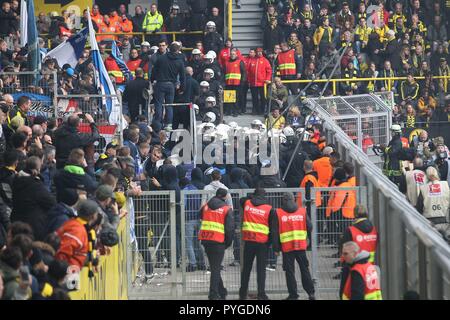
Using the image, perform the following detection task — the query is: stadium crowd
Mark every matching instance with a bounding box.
[0,0,448,300]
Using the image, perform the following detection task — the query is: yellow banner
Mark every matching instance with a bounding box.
[223,90,236,103]
[34,0,91,16]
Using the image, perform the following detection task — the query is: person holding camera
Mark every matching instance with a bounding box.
[53,113,100,169]
[432,137,450,186]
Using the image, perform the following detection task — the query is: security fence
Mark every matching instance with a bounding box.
[313,101,450,300]
[0,71,58,118]
[128,187,365,300]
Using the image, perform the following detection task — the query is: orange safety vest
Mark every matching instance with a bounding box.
[298,173,322,207]
[342,263,382,300]
[276,207,308,252]
[91,13,104,27]
[198,204,230,243]
[126,59,142,76]
[326,181,356,218]
[104,56,125,84]
[97,24,117,42]
[120,19,133,33]
[348,176,357,187]
[313,156,333,187]
[242,200,271,243]
[349,222,378,263]
[224,59,242,86]
[109,15,121,29]
[277,49,297,76]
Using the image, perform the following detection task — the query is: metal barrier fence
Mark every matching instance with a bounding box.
[314,101,450,300]
[264,75,450,97]
[0,71,58,118]
[129,187,364,300]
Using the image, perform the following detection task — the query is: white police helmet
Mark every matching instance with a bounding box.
[200,81,210,87]
[207,50,217,60]
[206,96,216,106]
[204,112,217,123]
[192,48,202,55]
[391,124,402,134]
[204,68,215,77]
[206,21,216,28]
[282,126,295,137]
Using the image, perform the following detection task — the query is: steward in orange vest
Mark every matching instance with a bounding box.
[223,48,246,116]
[272,193,316,300]
[325,168,356,245]
[104,55,125,84]
[275,42,302,95]
[339,242,382,300]
[238,188,276,300]
[298,161,322,209]
[340,205,378,264]
[313,146,334,187]
[198,188,234,300]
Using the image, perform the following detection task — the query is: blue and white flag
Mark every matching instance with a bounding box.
[20,0,40,74]
[45,28,88,68]
[87,8,124,128]
[111,40,133,81]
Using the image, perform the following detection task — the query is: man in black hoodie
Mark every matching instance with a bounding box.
[151,42,186,131]
[198,188,234,300]
[238,188,276,300]
[271,192,315,300]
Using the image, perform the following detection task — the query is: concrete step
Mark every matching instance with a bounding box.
[231,32,263,40]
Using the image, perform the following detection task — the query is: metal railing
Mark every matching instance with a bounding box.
[40,30,204,50]
[264,75,450,97]
[310,100,450,300]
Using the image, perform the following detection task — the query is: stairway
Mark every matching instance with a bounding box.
[231,0,263,54]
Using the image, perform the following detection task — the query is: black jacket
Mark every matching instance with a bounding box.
[123,76,149,116]
[53,165,98,200]
[10,172,56,241]
[132,13,145,33]
[271,197,312,252]
[228,168,249,189]
[0,9,16,36]
[191,167,206,190]
[187,0,207,14]
[263,25,285,52]
[200,196,234,248]
[0,166,15,210]
[281,140,308,188]
[151,52,186,91]
[203,32,223,54]
[53,123,101,169]
[258,174,287,189]
[339,251,371,300]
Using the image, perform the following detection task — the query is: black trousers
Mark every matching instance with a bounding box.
[239,241,268,298]
[241,82,249,113]
[204,242,227,300]
[250,87,266,115]
[282,250,315,298]
[135,216,153,275]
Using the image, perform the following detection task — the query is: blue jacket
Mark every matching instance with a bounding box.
[183,184,202,221]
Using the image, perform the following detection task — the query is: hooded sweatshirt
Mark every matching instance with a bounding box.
[191,167,206,190]
[339,250,371,300]
[228,167,249,189]
[151,51,186,91]
[271,196,312,252]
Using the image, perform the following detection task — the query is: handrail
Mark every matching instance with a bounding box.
[227,0,233,40]
[264,75,450,97]
[40,30,204,50]
[306,97,450,298]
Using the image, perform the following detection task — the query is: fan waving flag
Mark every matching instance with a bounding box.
[45,28,89,68]
[111,40,133,81]
[86,7,125,128]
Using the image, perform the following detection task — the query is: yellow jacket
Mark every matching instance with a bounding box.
[355,26,372,43]
[374,25,389,43]
[417,96,437,116]
[142,11,163,32]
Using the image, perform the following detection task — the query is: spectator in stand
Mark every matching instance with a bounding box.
[131,5,145,34]
[260,5,278,31]
[203,21,223,55]
[0,1,19,38]
[400,73,420,107]
[53,113,100,169]
[207,7,224,35]
[313,17,334,57]
[118,4,131,20]
[10,156,56,241]
[268,76,289,110]
[248,48,272,115]
[37,12,51,35]
[263,17,284,54]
